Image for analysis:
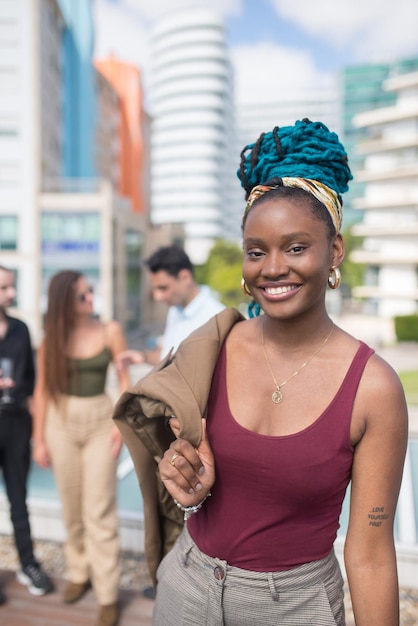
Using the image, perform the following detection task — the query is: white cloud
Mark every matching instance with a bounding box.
[231,42,335,105]
[99,0,241,24]
[94,1,149,66]
[270,0,418,62]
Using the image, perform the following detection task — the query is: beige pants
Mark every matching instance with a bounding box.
[45,393,120,605]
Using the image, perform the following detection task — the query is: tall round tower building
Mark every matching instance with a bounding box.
[149,8,236,263]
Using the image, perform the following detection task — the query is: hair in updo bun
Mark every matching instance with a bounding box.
[237,119,352,201]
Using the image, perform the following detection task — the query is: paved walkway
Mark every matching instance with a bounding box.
[0,569,154,626]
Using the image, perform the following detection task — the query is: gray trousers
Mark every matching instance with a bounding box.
[153,527,345,626]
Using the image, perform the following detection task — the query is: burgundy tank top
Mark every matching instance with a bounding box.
[188,341,374,571]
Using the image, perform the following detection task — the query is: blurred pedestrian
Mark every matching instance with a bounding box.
[0,265,53,602]
[117,244,225,367]
[32,270,130,626]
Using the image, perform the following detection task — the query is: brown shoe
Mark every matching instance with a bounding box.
[96,603,119,626]
[63,580,90,603]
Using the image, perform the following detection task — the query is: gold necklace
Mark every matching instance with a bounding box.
[261,322,334,404]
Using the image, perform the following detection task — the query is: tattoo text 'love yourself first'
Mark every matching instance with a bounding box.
[368,506,389,527]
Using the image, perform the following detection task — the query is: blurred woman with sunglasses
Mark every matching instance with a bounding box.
[32,270,130,626]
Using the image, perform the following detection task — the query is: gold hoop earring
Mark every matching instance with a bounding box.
[328,266,341,290]
[240,278,251,297]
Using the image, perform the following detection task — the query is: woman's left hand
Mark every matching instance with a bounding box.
[110,424,123,458]
[159,419,215,507]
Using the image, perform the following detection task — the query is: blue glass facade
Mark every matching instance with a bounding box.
[58,0,97,177]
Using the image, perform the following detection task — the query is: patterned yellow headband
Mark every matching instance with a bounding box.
[244,177,343,233]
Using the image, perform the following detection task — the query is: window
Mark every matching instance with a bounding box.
[365,265,379,287]
[123,229,143,330]
[41,212,101,295]
[0,215,18,250]
[41,213,100,242]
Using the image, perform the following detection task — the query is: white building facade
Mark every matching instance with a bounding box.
[0,0,66,338]
[149,8,236,264]
[0,0,152,340]
[350,72,418,318]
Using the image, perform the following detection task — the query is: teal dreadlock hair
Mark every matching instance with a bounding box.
[238,119,352,199]
[237,119,353,318]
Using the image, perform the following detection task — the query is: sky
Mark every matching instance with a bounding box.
[94,0,418,108]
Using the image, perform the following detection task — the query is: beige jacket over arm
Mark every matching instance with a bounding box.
[112,308,244,585]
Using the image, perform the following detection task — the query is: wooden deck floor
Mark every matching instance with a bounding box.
[0,569,154,625]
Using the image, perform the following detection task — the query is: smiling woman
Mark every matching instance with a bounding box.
[114,119,408,626]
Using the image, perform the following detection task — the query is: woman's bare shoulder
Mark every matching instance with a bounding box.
[354,348,407,438]
[103,319,123,334]
[227,316,258,343]
[362,349,404,392]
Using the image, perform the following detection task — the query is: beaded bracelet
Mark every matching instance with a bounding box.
[173,491,212,521]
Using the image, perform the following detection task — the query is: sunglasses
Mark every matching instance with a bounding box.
[77,286,94,302]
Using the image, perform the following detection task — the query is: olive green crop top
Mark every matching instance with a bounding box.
[66,347,112,397]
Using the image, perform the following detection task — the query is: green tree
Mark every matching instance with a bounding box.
[341,226,365,291]
[196,239,247,308]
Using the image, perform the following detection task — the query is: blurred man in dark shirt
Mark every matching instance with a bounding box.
[0,266,53,603]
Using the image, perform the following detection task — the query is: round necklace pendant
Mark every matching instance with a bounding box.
[272,387,283,404]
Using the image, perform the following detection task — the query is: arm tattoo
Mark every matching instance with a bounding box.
[368,506,389,527]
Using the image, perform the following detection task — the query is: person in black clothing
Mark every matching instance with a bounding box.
[0,265,53,602]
